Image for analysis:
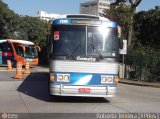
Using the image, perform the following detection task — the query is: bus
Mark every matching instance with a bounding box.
[48,14,120,97]
[0,39,40,66]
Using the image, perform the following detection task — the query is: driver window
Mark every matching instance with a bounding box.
[17,46,23,56]
[13,44,24,56]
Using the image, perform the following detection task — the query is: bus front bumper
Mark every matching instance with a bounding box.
[49,84,117,97]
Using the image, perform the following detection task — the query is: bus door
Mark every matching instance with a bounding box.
[0,42,14,64]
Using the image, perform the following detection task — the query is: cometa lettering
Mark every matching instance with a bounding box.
[76,56,96,62]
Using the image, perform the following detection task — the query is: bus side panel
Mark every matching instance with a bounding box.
[10,42,26,65]
[0,42,14,64]
[0,51,2,64]
[2,52,14,64]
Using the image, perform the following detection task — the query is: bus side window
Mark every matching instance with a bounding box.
[6,43,12,52]
[50,39,53,58]
[0,43,12,52]
[0,44,2,51]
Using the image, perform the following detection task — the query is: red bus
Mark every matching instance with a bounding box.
[0,39,40,66]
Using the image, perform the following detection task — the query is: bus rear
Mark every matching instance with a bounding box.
[48,15,119,97]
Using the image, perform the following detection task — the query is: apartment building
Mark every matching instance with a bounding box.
[80,0,111,16]
[36,11,60,21]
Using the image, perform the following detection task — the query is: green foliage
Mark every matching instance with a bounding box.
[128,39,160,82]
[134,6,160,49]
[106,1,160,82]
[103,3,134,39]
[111,0,142,9]
[0,0,19,38]
[17,16,49,47]
[0,0,49,48]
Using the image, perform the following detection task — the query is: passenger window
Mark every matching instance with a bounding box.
[0,43,12,52]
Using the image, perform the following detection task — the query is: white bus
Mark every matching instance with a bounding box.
[47,14,120,97]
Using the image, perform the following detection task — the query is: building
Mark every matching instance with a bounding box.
[80,0,111,16]
[35,11,60,21]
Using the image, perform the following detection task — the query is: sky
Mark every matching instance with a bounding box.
[3,0,160,16]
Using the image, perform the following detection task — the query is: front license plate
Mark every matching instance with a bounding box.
[78,88,91,93]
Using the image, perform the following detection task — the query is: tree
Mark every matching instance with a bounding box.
[0,0,20,38]
[0,0,48,47]
[16,16,48,47]
[134,6,160,48]
[103,3,133,42]
[111,0,142,9]
[0,0,49,64]
[109,0,142,47]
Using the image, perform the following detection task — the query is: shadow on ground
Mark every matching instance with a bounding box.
[17,72,109,103]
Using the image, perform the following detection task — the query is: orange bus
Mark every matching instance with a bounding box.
[0,39,40,66]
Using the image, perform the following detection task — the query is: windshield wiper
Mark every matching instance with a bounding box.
[66,44,81,59]
[91,36,103,60]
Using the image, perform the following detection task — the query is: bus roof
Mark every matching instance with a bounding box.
[0,39,35,45]
[55,14,110,21]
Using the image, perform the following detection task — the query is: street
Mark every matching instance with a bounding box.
[0,66,160,119]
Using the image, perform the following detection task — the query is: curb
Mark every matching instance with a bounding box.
[0,69,16,72]
[0,69,49,72]
[119,80,160,88]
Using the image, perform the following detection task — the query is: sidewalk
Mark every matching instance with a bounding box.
[0,65,49,81]
[119,79,160,88]
[0,65,49,72]
[0,65,16,72]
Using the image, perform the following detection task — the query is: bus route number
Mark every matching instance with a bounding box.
[59,20,69,24]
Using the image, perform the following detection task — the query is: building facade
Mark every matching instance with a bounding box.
[35,11,60,21]
[80,0,111,16]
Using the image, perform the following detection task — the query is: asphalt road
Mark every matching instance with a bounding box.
[0,66,160,119]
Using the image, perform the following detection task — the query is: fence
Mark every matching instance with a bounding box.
[123,53,160,82]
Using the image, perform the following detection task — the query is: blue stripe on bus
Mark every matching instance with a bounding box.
[50,72,117,86]
[52,18,117,28]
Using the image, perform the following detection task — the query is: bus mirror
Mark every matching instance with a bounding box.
[118,38,123,50]
[35,46,41,52]
[119,39,127,55]
[17,45,25,51]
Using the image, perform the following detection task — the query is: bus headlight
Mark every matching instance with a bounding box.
[57,75,63,82]
[50,73,55,82]
[57,74,70,82]
[64,75,70,82]
[101,75,113,84]
[114,75,119,84]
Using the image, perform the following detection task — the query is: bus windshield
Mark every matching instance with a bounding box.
[87,26,118,57]
[52,25,118,59]
[24,45,38,58]
[52,25,86,57]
